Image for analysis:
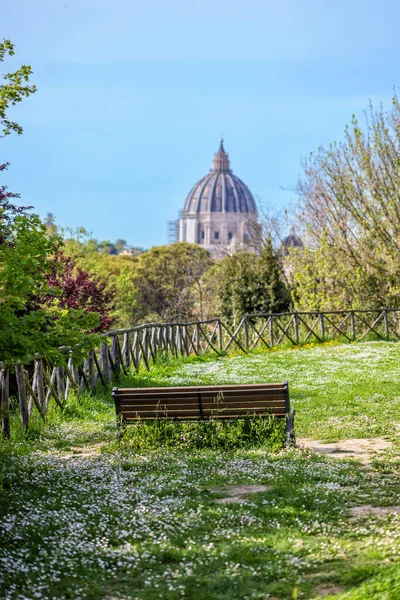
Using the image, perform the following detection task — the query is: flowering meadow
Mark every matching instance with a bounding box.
[2,341,400,599]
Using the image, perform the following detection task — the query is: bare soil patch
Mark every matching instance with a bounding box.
[213,484,269,505]
[214,496,248,505]
[298,437,393,463]
[57,442,107,460]
[348,505,400,521]
[314,584,346,597]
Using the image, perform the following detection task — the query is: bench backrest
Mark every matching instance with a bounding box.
[113,382,290,422]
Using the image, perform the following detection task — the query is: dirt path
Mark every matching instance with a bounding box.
[297,437,393,463]
[57,442,107,460]
[298,436,400,525]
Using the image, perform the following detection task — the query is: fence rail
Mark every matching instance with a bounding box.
[2,308,400,438]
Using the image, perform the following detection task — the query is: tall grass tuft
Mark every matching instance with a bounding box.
[118,415,285,451]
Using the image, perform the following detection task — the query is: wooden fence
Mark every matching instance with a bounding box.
[2,308,400,438]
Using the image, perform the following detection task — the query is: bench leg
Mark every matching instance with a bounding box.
[285,410,296,447]
[116,417,126,441]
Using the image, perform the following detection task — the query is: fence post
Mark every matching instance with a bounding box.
[383,310,389,340]
[131,331,140,371]
[122,333,131,368]
[143,329,152,369]
[243,317,249,350]
[217,319,223,353]
[320,313,325,339]
[294,313,299,345]
[168,325,175,357]
[0,368,10,439]
[88,350,96,389]
[56,366,66,403]
[166,325,173,355]
[65,357,78,400]
[44,366,60,411]
[111,335,121,376]
[27,361,39,416]
[181,326,188,356]
[36,359,46,413]
[101,341,112,384]
[269,317,274,348]
[350,311,356,340]
[180,326,185,355]
[161,326,166,353]
[15,364,29,431]
[157,326,163,352]
[150,328,157,362]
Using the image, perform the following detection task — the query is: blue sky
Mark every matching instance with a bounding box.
[2,0,400,247]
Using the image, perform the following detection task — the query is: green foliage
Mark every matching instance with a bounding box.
[337,565,400,599]
[293,93,400,309]
[63,233,139,328]
[289,233,367,310]
[61,230,290,328]
[132,242,212,322]
[0,214,100,365]
[121,415,285,451]
[204,241,291,325]
[0,39,36,137]
[62,240,212,326]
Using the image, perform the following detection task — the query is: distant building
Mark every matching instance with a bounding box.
[281,226,304,256]
[118,248,144,256]
[171,140,259,258]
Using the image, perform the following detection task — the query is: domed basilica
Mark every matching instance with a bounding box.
[174,140,259,258]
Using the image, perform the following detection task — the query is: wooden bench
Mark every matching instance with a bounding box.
[112,382,295,445]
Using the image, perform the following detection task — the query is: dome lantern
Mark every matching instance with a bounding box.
[212,138,231,173]
[182,140,257,215]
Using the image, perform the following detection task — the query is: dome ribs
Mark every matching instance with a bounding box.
[221,172,227,213]
[195,175,212,213]
[226,173,239,213]
[236,176,257,213]
[208,173,219,212]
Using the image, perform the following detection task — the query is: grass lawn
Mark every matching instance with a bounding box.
[2,341,400,599]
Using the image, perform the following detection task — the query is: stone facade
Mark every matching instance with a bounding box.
[177,140,259,258]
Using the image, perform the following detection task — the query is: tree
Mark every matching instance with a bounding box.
[294,94,400,309]
[99,241,118,255]
[45,254,117,332]
[257,238,292,313]
[115,239,127,253]
[132,243,212,323]
[0,39,36,137]
[0,162,32,243]
[0,209,100,365]
[203,242,291,325]
[44,212,57,236]
[62,231,140,328]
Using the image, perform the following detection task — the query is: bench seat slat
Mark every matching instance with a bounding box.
[121,408,287,419]
[119,400,286,411]
[117,391,286,402]
[115,383,286,394]
[123,412,287,421]
[118,395,285,406]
